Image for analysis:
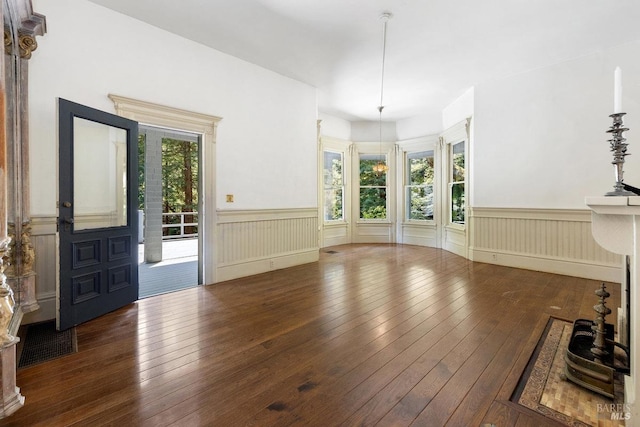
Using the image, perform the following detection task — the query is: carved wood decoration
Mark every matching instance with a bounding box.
[0,0,45,419]
[3,0,44,318]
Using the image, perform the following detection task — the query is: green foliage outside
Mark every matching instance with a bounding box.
[324,153,343,221]
[407,156,434,220]
[138,135,199,237]
[138,134,146,210]
[360,159,387,219]
[451,148,465,224]
[162,138,198,236]
[451,183,465,223]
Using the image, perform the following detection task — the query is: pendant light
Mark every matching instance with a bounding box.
[372,12,392,175]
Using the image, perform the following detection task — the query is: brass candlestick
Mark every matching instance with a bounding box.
[606,113,635,196]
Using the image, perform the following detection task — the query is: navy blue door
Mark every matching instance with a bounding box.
[58,99,139,330]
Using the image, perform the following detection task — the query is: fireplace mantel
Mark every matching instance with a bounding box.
[586,195,640,424]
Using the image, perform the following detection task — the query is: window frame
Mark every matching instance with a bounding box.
[322,149,345,223]
[357,153,389,221]
[404,150,436,223]
[447,139,466,229]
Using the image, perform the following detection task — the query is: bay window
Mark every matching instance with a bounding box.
[359,154,387,220]
[406,150,434,221]
[323,150,344,221]
[449,141,465,224]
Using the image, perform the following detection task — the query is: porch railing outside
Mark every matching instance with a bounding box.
[162,212,198,240]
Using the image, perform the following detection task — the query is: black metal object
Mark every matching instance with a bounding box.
[18,321,76,368]
[623,182,640,195]
[564,319,629,398]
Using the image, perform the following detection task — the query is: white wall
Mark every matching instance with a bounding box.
[443,87,474,131]
[318,112,351,140]
[351,121,396,142]
[30,0,318,215]
[474,41,640,209]
[396,112,442,141]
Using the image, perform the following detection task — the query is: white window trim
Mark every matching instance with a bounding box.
[440,120,470,231]
[109,94,222,285]
[353,142,395,224]
[319,136,351,226]
[322,149,346,224]
[397,136,439,225]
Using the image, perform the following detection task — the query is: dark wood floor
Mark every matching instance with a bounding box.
[2,244,620,426]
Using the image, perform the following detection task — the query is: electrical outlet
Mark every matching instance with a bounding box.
[226,194,234,203]
[491,253,497,261]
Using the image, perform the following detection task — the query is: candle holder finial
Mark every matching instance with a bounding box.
[605,112,635,196]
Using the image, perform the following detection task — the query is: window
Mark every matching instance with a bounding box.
[323,151,344,221]
[359,154,387,219]
[450,141,465,224]
[406,150,434,221]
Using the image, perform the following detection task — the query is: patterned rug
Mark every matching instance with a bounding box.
[512,317,626,426]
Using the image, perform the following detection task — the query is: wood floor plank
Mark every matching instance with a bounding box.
[0,244,621,427]
[481,401,520,427]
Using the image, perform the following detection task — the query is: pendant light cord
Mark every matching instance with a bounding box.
[374,12,391,174]
[379,14,389,110]
[379,13,391,164]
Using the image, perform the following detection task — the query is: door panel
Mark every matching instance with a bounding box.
[58,98,139,330]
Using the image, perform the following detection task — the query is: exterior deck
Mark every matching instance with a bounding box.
[138,238,198,298]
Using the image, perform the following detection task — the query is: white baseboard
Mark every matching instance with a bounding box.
[471,248,620,282]
[22,292,56,325]
[215,249,319,283]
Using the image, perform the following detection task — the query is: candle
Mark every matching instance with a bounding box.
[614,66,622,113]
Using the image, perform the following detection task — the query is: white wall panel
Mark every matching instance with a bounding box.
[473,41,640,209]
[216,208,319,281]
[400,224,437,247]
[30,0,318,215]
[23,216,57,324]
[470,208,621,281]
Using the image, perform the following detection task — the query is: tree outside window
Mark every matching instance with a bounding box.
[359,154,387,219]
[406,150,434,220]
[323,151,343,221]
[162,138,199,237]
[450,141,465,224]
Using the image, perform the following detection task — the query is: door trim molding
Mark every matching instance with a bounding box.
[109,95,222,285]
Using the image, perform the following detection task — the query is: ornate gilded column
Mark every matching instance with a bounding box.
[3,1,45,313]
[0,1,45,418]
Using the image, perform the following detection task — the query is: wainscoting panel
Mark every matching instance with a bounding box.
[399,223,437,247]
[351,222,393,244]
[216,208,319,282]
[444,225,467,258]
[322,222,350,248]
[23,216,58,324]
[470,208,621,282]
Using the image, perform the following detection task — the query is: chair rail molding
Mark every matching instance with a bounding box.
[216,208,319,282]
[470,206,621,282]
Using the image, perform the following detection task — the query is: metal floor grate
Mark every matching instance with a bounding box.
[18,321,77,368]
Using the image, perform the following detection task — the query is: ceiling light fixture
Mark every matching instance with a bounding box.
[372,11,392,175]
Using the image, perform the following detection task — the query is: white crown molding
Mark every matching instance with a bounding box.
[108,94,221,139]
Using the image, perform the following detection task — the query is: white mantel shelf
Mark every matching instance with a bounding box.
[587,195,640,212]
[586,195,639,424]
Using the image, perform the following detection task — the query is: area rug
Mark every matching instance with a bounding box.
[18,321,77,368]
[511,317,626,426]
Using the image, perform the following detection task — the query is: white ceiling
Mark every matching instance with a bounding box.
[86,0,640,122]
